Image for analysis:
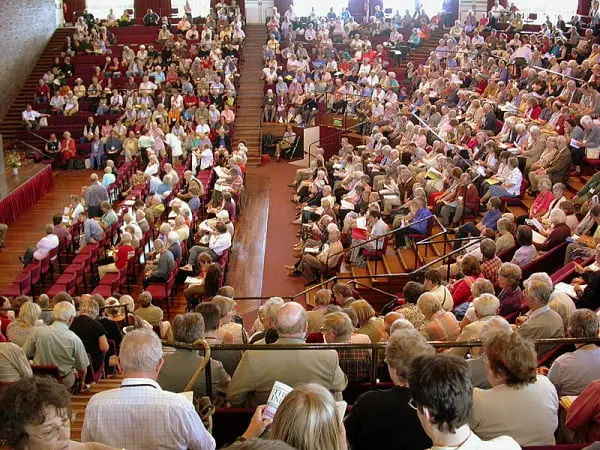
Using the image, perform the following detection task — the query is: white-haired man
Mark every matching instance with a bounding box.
[228,302,347,407]
[23,302,89,391]
[518,273,565,356]
[82,329,215,450]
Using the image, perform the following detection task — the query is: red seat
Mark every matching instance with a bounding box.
[501,178,528,207]
[46,272,77,297]
[362,236,389,260]
[85,353,105,384]
[146,270,175,314]
[39,254,52,288]
[23,262,42,286]
[0,271,32,297]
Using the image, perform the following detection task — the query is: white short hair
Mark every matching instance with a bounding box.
[390,318,415,334]
[119,329,163,372]
[473,294,500,318]
[53,301,76,322]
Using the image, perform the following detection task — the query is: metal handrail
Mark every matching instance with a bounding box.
[14,139,51,161]
[161,336,600,398]
[26,130,51,144]
[325,214,440,274]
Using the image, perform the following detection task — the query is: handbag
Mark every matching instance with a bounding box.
[586,147,600,159]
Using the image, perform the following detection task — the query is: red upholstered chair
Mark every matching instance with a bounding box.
[501,178,528,207]
[85,353,105,384]
[407,215,434,241]
[63,262,86,295]
[92,272,120,298]
[99,263,127,287]
[46,272,77,298]
[49,246,60,276]
[39,254,52,288]
[0,271,32,297]
[69,253,92,291]
[23,262,42,287]
[362,236,389,260]
[146,270,175,314]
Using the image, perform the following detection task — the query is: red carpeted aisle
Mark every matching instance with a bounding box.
[259,161,308,300]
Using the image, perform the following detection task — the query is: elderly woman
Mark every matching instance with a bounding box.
[345,329,434,450]
[157,312,230,398]
[535,209,572,252]
[211,295,248,344]
[0,377,115,449]
[348,299,384,344]
[241,383,347,449]
[6,302,43,347]
[471,331,559,446]
[481,157,523,203]
[448,294,500,358]
[417,292,460,341]
[496,262,523,317]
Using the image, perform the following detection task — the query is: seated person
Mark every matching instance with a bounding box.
[409,354,520,449]
[497,262,523,317]
[345,329,433,450]
[545,309,600,396]
[227,302,347,407]
[453,197,502,251]
[394,197,432,249]
[158,312,230,397]
[511,225,538,267]
[20,223,59,266]
[97,232,134,279]
[417,293,460,342]
[471,331,558,446]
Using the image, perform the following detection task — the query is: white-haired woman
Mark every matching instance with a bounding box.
[535,209,572,252]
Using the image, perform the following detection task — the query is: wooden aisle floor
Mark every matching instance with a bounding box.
[0,167,270,324]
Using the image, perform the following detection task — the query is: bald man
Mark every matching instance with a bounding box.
[84,173,109,218]
[228,302,347,407]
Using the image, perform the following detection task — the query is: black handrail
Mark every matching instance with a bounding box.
[1,304,130,326]
[26,130,51,144]
[326,213,444,277]
[14,139,51,161]
[161,336,600,398]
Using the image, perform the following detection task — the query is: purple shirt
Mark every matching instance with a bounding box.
[410,208,433,235]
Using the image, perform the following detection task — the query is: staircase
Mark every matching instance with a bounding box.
[70,374,124,440]
[234,24,266,166]
[396,27,448,80]
[0,27,74,146]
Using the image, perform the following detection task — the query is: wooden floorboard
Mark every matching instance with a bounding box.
[0,166,267,325]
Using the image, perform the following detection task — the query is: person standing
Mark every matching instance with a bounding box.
[85,173,109,218]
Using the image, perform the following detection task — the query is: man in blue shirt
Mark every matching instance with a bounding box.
[79,211,105,247]
[395,197,433,248]
[453,196,502,251]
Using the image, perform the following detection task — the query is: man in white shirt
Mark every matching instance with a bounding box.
[185,221,232,268]
[21,224,59,265]
[139,76,157,96]
[22,104,47,130]
[82,329,215,450]
[409,354,520,450]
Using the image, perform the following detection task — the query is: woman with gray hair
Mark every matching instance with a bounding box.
[471,331,559,446]
[535,209,571,252]
[344,329,434,450]
[158,312,230,398]
[97,232,135,279]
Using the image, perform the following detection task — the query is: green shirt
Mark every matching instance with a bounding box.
[23,321,89,377]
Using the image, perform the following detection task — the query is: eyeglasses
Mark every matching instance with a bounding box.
[28,415,70,441]
[408,397,418,411]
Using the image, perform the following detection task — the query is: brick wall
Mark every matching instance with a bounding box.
[0,0,57,122]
